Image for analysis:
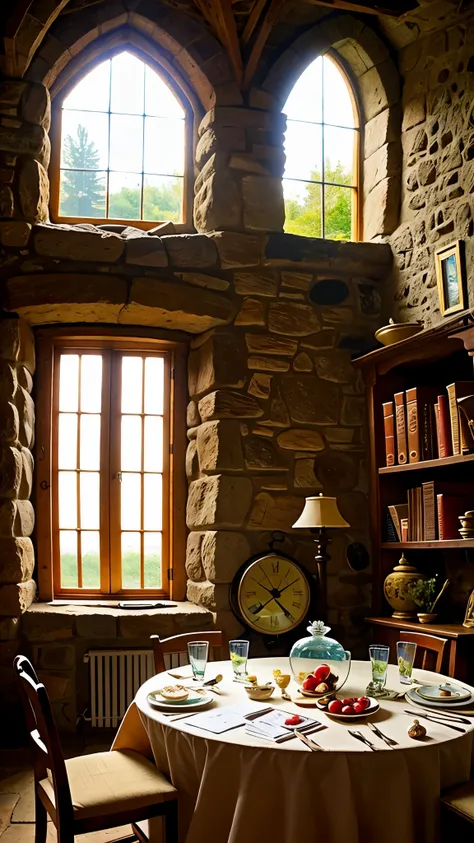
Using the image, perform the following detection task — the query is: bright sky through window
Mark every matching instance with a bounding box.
[282,55,359,241]
[59,52,185,223]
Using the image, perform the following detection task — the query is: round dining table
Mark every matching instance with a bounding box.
[120,658,474,843]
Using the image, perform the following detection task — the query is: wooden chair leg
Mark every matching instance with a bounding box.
[34,791,48,843]
[132,820,150,842]
[164,801,178,843]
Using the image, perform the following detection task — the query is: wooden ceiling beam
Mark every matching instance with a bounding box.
[243,0,287,88]
[301,0,419,17]
[241,0,267,46]
[192,0,243,85]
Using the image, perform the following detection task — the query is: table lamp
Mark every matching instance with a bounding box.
[293,493,350,616]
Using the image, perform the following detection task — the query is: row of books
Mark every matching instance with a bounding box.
[382,382,474,466]
[386,482,472,542]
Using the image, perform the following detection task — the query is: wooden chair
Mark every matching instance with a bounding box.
[150,631,225,674]
[398,630,448,672]
[441,781,474,841]
[14,655,178,843]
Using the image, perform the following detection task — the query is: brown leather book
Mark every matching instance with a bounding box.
[437,494,468,540]
[382,401,395,466]
[446,382,474,455]
[422,481,436,541]
[434,402,441,458]
[394,391,407,465]
[437,394,453,458]
[406,387,437,463]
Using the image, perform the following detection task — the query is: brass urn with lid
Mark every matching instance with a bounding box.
[383,553,423,619]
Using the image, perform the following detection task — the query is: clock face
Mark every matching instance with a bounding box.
[236,553,311,635]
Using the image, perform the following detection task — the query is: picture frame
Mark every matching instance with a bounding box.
[463,588,474,628]
[435,240,466,317]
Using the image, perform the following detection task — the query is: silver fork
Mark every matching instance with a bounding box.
[348,729,381,751]
[368,722,398,747]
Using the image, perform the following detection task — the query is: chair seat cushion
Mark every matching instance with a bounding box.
[442,781,474,822]
[39,749,177,821]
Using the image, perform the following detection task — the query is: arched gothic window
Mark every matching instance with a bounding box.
[51,51,189,227]
[282,54,360,241]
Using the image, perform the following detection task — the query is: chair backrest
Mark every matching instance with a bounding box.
[14,655,74,827]
[398,631,448,673]
[150,631,225,674]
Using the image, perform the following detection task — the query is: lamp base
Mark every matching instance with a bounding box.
[310,527,330,618]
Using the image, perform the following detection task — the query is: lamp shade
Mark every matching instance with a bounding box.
[292,494,350,529]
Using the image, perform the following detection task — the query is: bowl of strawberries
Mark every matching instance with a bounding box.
[321,695,378,720]
[289,621,351,696]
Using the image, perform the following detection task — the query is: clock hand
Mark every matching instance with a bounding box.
[249,576,273,595]
[274,599,295,621]
[248,596,275,614]
[258,564,275,590]
[278,578,300,595]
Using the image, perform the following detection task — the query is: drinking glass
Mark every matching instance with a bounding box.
[397,641,417,685]
[229,640,249,681]
[188,641,209,681]
[367,645,390,696]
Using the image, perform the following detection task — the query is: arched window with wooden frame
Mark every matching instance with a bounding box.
[282,52,361,241]
[49,50,194,230]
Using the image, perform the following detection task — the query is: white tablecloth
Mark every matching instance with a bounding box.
[114,658,474,843]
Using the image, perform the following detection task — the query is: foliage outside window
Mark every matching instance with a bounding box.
[53,51,187,226]
[282,54,359,241]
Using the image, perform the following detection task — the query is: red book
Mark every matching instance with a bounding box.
[382,401,395,466]
[437,494,470,540]
[437,395,453,458]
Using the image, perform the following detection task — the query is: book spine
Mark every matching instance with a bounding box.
[422,403,432,460]
[400,519,408,542]
[406,387,421,463]
[434,402,441,458]
[422,481,436,541]
[446,384,460,455]
[438,394,453,458]
[437,494,463,540]
[382,402,395,467]
[388,505,401,541]
[394,392,407,465]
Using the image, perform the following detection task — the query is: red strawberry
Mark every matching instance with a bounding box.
[303,675,318,692]
[328,699,343,714]
[342,704,355,715]
[285,714,302,726]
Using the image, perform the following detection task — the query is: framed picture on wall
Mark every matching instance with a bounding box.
[435,240,466,317]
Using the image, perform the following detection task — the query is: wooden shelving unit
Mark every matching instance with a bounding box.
[354,309,474,681]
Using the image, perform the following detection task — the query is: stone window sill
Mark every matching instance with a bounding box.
[23,601,214,641]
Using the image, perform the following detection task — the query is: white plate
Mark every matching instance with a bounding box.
[416,683,472,703]
[323,697,379,721]
[406,685,474,710]
[147,688,214,711]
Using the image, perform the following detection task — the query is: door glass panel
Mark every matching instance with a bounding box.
[82,531,100,588]
[121,416,142,471]
[80,414,101,470]
[144,474,162,530]
[121,473,141,530]
[122,532,141,588]
[58,472,77,528]
[144,416,163,472]
[122,357,143,413]
[144,357,164,414]
[58,414,77,470]
[59,355,79,412]
[144,533,161,588]
[80,472,100,529]
[80,355,102,413]
[60,530,78,588]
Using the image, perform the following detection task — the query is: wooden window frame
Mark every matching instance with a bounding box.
[49,46,195,232]
[35,328,187,602]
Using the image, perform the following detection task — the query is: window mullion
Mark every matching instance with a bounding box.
[109,351,123,594]
[100,350,112,593]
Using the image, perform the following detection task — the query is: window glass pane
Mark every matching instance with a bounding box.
[80,472,100,529]
[109,172,142,220]
[122,532,140,588]
[324,185,353,241]
[58,471,77,528]
[145,66,185,118]
[282,56,322,123]
[60,531,78,588]
[324,126,356,187]
[59,355,79,412]
[144,533,161,588]
[58,414,77,469]
[61,111,109,170]
[121,473,141,530]
[109,115,144,172]
[110,52,144,115]
[81,531,100,588]
[283,179,322,238]
[284,122,322,182]
[80,354,102,413]
[144,416,163,472]
[121,357,143,413]
[63,60,111,112]
[323,56,356,128]
[144,117,185,176]
[144,357,164,414]
[60,170,106,218]
[144,474,162,530]
[121,416,142,471]
[80,415,101,470]
[143,175,182,222]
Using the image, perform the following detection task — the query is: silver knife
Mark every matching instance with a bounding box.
[348,730,381,751]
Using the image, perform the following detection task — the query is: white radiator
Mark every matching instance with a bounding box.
[85,649,155,728]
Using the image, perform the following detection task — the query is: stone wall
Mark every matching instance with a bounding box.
[390,15,474,326]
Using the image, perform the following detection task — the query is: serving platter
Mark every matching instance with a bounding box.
[321,697,379,721]
[406,685,474,710]
[416,683,471,703]
[147,688,214,711]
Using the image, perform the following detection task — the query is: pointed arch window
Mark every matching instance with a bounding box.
[282,54,360,241]
[50,51,190,228]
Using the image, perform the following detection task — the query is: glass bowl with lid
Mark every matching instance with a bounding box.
[289,620,351,695]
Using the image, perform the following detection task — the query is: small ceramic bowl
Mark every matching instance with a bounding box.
[244,683,275,701]
[417,612,438,624]
[375,321,423,346]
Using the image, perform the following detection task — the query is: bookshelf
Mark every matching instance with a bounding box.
[354,309,474,680]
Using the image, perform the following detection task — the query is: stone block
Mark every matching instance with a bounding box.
[341,396,366,426]
[117,611,175,639]
[0,184,14,218]
[235,297,266,326]
[364,142,401,196]
[363,176,400,240]
[313,353,353,384]
[301,330,336,350]
[234,272,278,296]
[186,532,205,582]
[229,153,271,176]
[16,386,35,448]
[125,236,168,267]
[196,420,244,473]
[245,334,297,356]
[178,273,229,292]
[0,123,49,166]
[188,333,247,398]
[248,373,272,399]
[4,274,128,326]
[0,363,18,407]
[122,278,235,334]
[248,356,289,372]
[268,302,320,336]
[199,390,263,421]
[314,451,359,492]
[0,500,34,537]
[364,107,401,160]
[0,318,35,374]
[38,671,73,703]
[0,537,34,583]
[199,106,285,137]
[0,221,32,247]
[18,159,49,223]
[74,611,117,637]
[277,430,325,451]
[211,231,262,268]
[0,445,23,498]
[34,224,124,262]
[282,375,339,425]
[293,352,313,372]
[242,176,285,232]
[0,401,19,444]
[187,401,200,428]
[294,459,322,489]
[186,475,252,529]
[33,644,75,670]
[21,607,74,639]
[0,616,20,639]
[161,234,218,268]
[186,440,199,479]
[20,82,51,128]
[194,170,242,233]
[201,531,251,583]
[358,60,399,122]
[0,580,36,616]
[244,436,287,471]
[196,126,246,168]
[247,492,304,530]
